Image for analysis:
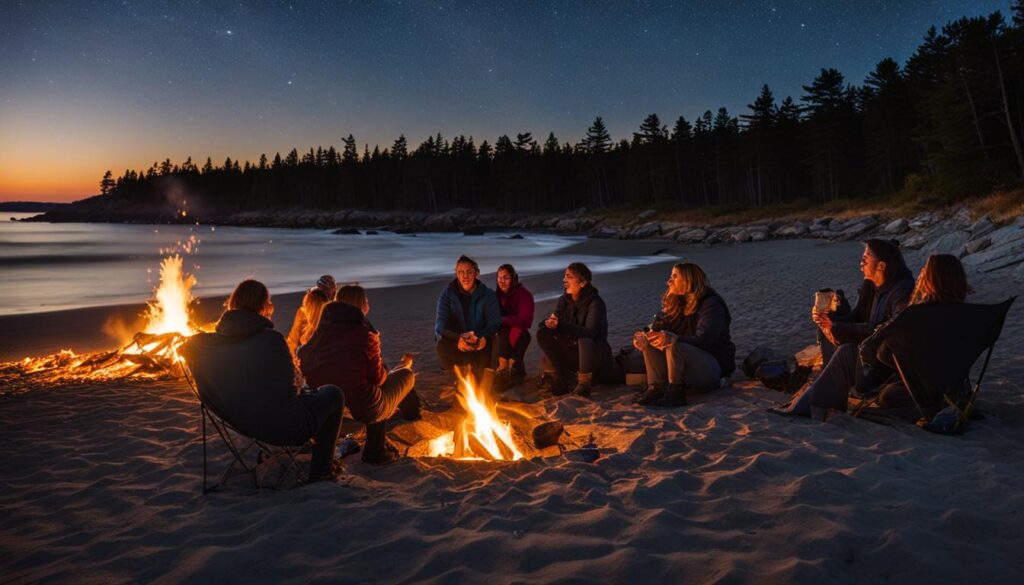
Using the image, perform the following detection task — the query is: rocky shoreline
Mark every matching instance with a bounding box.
[22,203,1024,281]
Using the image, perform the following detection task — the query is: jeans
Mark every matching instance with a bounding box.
[642,342,722,392]
[299,385,344,480]
[436,337,496,377]
[535,327,611,378]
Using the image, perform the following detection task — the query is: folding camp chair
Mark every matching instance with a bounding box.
[180,364,313,493]
[852,296,1015,432]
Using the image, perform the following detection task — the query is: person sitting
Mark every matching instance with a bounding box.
[781,254,972,418]
[180,279,344,482]
[287,275,336,354]
[634,263,736,408]
[813,239,914,366]
[495,263,535,388]
[536,262,613,397]
[434,255,502,381]
[299,285,419,465]
[286,287,329,355]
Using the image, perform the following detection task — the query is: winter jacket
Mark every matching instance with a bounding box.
[298,301,391,423]
[542,284,608,342]
[498,284,535,347]
[831,273,914,345]
[434,279,502,341]
[653,290,737,376]
[180,309,314,442]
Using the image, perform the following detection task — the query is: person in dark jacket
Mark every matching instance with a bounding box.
[782,254,971,418]
[536,262,613,397]
[180,279,344,482]
[634,262,736,408]
[495,264,535,388]
[299,285,419,465]
[813,239,914,365]
[435,255,502,380]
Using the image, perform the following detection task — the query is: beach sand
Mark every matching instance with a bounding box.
[2,238,1022,584]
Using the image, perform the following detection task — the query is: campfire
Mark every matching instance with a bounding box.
[427,368,525,461]
[3,254,198,384]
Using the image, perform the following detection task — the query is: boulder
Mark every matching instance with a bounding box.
[749,229,769,242]
[732,229,752,243]
[1015,262,1024,283]
[884,218,908,234]
[632,223,662,239]
[968,215,996,239]
[810,217,832,231]
[987,224,1024,248]
[775,222,809,237]
[923,229,969,255]
[637,209,657,221]
[675,228,708,244]
[950,207,972,228]
[836,216,878,240]
[963,237,991,256]
[332,227,360,235]
[587,228,618,239]
[909,211,938,230]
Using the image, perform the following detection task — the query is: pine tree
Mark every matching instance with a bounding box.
[100,170,115,195]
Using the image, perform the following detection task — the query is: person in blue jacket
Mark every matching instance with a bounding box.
[435,255,502,380]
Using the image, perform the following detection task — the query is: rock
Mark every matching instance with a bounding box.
[962,236,1024,270]
[531,421,566,450]
[987,224,1024,248]
[963,237,991,255]
[505,234,524,240]
[632,223,662,239]
[775,222,809,237]
[923,229,969,255]
[950,207,972,228]
[637,209,657,221]
[731,229,752,243]
[968,215,996,239]
[810,217,832,231]
[749,229,769,242]
[364,230,379,235]
[884,218,908,234]
[1015,262,1024,283]
[909,211,938,230]
[587,228,618,239]
[836,216,878,240]
[332,227,360,235]
[675,227,708,244]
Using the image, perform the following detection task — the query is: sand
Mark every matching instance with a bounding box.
[2,238,1023,584]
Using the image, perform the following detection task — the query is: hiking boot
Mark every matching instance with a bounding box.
[548,376,571,396]
[361,422,400,465]
[653,383,688,408]
[361,448,399,466]
[537,371,556,391]
[572,372,593,397]
[634,384,666,405]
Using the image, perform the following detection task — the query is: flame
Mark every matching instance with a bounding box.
[428,368,523,461]
[142,254,196,337]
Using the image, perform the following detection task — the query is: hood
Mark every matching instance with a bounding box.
[568,283,599,306]
[320,301,366,325]
[215,309,274,337]
[449,279,492,301]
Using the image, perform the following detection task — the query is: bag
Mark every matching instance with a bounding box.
[919,405,965,435]
[743,346,811,393]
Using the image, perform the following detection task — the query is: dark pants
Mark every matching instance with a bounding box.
[299,385,344,480]
[787,343,864,415]
[641,342,722,392]
[436,337,495,378]
[536,327,611,379]
[497,327,530,371]
[356,369,417,456]
[817,328,838,366]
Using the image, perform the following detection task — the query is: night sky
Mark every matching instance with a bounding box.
[0,0,1012,201]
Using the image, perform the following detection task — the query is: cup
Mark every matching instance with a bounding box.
[814,289,835,313]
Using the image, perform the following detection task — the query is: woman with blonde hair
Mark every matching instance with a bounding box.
[633,262,736,407]
[287,287,330,354]
[781,254,973,417]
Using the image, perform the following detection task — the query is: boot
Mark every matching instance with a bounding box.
[654,383,688,408]
[361,422,399,465]
[634,384,666,405]
[572,372,593,397]
[509,361,526,387]
[549,370,574,396]
[537,371,556,391]
[398,389,422,421]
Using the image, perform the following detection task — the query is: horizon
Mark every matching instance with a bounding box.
[1,0,1012,202]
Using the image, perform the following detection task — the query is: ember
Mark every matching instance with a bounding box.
[428,367,525,461]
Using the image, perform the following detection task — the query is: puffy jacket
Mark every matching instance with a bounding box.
[542,284,608,342]
[434,279,501,341]
[831,273,914,345]
[653,290,737,376]
[298,302,389,422]
[180,309,313,441]
[498,284,535,347]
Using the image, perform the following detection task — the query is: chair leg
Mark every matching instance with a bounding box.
[891,355,928,423]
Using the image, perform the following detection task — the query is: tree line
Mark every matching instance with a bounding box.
[101,5,1024,214]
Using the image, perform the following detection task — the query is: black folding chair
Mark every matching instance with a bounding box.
[180,364,312,493]
[853,297,1015,432]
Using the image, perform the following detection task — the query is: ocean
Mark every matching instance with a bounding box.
[0,213,663,316]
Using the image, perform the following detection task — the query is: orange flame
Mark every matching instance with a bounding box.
[428,368,523,461]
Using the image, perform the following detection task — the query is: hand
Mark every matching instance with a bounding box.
[476,336,487,350]
[545,313,559,329]
[400,353,414,369]
[812,310,832,330]
[646,330,669,349]
[632,331,648,351]
[457,337,474,352]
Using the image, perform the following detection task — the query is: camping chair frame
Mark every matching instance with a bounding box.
[180,364,312,493]
[852,297,1014,432]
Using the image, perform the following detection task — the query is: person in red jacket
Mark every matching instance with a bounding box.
[495,264,535,388]
[298,285,419,465]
